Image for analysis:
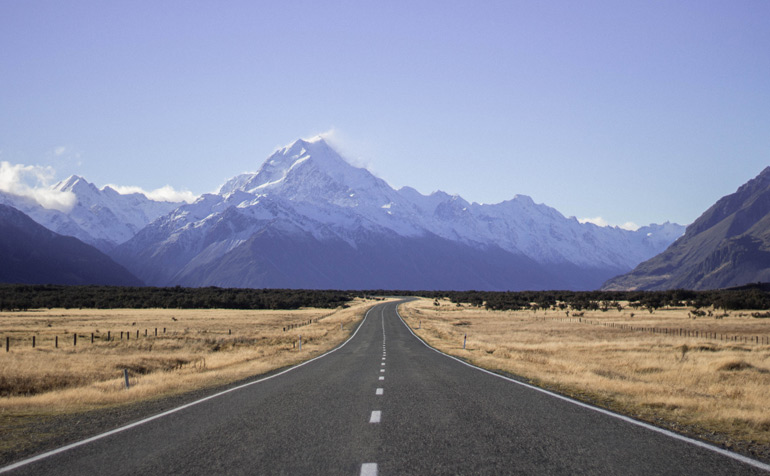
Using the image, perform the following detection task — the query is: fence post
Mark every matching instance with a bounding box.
[55,336,58,348]
[32,336,35,348]
[155,328,157,336]
[5,336,8,352]
[299,335,302,351]
[463,334,467,350]
[91,333,94,344]
[74,334,77,346]
[124,369,130,389]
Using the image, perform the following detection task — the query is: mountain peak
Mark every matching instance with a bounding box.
[53,175,88,192]
[233,137,374,197]
[277,136,330,158]
[51,175,102,201]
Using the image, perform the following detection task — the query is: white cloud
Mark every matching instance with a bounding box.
[0,161,76,212]
[314,127,374,170]
[579,216,609,227]
[619,221,640,231]
[51,146,82,164]
[106,184,197,203]
[578,216,640,231]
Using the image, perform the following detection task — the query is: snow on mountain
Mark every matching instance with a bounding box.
[112,137,684,289]
[0,204,143,286]
[1,176,183,252]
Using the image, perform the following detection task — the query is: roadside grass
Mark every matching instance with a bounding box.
[401,298,770,454]
[0,299,381,415]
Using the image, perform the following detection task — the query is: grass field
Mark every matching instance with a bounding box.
[0,299,381,415]
[400,298,770,455]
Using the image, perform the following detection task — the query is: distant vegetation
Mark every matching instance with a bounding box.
[2,284,770,313]
[0,285,354,311]
[373,286,770,312]
[399,288,770,312]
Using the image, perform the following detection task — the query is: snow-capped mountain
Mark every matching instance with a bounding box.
[0,176,182,252]
[110,137,684,290]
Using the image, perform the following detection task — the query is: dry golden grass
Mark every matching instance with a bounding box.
[0,299,384,416]
[401,298,770,449]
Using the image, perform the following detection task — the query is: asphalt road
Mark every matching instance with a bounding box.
[3,301,769,475]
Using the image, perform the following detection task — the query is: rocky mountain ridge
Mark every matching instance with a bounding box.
[603,167,770,290]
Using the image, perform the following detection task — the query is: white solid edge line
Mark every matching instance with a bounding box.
[360,462,378,476]
[395,304,770,473]
[0,305,380,474]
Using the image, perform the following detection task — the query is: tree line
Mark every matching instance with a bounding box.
[0,285,354,311]
[356,285,770,312]
[2,284,770,313]
[427,288,770,312]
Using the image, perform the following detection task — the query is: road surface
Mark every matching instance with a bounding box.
[3,300,768,475]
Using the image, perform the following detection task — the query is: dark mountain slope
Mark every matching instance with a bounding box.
[603,167,770,290]
[0,204,143,286]
[170,225,621,291]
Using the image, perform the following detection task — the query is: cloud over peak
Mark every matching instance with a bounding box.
[0,161,76,212]
[106,184,197,203]
[579,216,639,231]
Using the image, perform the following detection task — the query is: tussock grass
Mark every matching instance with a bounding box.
[0,299,381,415]
[401,298,770,450]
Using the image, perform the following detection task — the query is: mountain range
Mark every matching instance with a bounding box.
[108,137,682,290]
[0,177,180,252]
[603,167,770,291]
[1,137,690,290]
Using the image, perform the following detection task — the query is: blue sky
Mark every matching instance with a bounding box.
[1,1,768,228]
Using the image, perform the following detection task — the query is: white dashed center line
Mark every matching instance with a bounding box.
[361,462,378,476]
[361,310,386,476]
